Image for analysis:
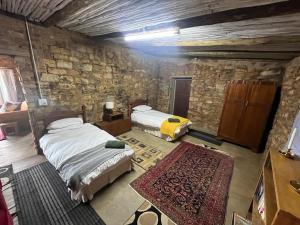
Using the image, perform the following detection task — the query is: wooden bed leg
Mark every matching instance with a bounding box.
[130,161,135,171]
[82,105,87,122]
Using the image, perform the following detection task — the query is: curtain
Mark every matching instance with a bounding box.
[0,69,18,105]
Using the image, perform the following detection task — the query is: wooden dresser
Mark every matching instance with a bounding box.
[249,149,300,225]
[95,118,131,136]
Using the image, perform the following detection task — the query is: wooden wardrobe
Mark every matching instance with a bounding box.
[218,80,277,152]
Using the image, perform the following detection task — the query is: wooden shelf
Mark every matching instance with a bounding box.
[250,149,300,225]
[263,162,277,225]
[270,149,300,224]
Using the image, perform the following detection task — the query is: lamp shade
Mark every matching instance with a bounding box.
[106,101,114,109]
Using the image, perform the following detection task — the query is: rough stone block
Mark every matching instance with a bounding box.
[93,73,101,79]
[68,69,80,76]
[69,57,79,62]
[61,49,70,55]
[82,64,93,71]
[53,54,69,60]
[41,73,59,82]
[60,76,74,83]
[43,59,56,67]
[47,68,67,75]
[57,60,72,69]
[81,78,89,84]
[50,46,61,54]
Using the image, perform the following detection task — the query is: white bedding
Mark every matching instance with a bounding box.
[131,109,192,135]
[39,123,134,191]
[131,110,173,129]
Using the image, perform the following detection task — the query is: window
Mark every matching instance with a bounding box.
[0,69,18,104]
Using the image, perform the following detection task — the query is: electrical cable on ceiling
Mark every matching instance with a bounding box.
[25,17,43,98]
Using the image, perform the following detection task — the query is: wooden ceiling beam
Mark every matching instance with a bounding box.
[141,50,299,60]
[130,44,300,53]
[93,0,300,39]
[0,0,73,22]
[0,9,41,26]
[155,36,300,47]
[182,51,299,60]
[119,35,300,52]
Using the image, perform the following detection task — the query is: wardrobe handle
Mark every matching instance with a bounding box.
[245,100,249,107]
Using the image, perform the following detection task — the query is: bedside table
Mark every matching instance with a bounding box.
[95,118,131,136]
[103,111,124,121]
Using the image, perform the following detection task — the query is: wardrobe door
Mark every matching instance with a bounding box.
[236,81,277,151]
[218,81,249,141]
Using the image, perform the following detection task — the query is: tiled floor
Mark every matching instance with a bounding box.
[3,128,266,225]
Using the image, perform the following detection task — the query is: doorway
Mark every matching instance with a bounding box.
[171,77,192,117]
[0,56,37,167]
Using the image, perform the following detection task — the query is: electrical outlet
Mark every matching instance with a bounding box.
[38,98,48,106]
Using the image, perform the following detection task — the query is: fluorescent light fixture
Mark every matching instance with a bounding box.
[124,27,179,41]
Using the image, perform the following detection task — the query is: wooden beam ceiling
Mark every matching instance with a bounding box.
[0,0,74,22]
[95,0,300,39]
[54,0,288,36]
[0,0,299,59]
[108,13,300,45]
[131,46,299,60]
[44,0,299,59]
[44,0,93,26]
[106,12,300,59]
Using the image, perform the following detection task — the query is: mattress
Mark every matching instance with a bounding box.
[131,110,191,141]
[39,123,134,200]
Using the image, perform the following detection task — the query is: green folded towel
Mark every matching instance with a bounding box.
[105,140,125,149]
[168,118,180,123]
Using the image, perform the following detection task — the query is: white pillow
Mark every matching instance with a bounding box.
[47,117,83,130]
[133,105,152,112]
[48,123,84,134]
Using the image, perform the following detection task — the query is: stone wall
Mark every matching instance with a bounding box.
[36,38,158,121]
[1,13,298,151]
[267,57,300,151]
[0,14,159,137]
[157,58,285,134]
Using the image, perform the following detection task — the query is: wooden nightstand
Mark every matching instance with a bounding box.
[103,111,124,121]
[95,118,131,136]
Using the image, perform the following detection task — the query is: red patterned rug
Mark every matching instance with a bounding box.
[131,141,234,225]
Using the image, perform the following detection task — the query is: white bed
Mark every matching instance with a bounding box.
[129,100,191,141]
[38,114,134,202]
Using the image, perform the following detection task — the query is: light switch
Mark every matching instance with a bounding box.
[38,98,48,106]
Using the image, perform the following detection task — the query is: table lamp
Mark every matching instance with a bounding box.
[279,128,297,159]
[105,96,114,114]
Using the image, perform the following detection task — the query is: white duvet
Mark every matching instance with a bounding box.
[39,123,134,185]
[131,109,192,134]
[131,110,173,128]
